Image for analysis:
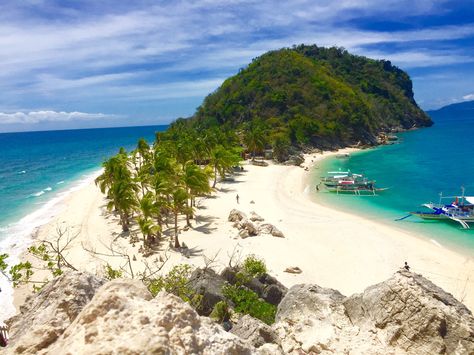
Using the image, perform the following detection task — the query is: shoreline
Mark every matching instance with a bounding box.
[0,169,103,323]
[4,149,474,323]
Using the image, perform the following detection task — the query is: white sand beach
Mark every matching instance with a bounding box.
[12,149,474,312]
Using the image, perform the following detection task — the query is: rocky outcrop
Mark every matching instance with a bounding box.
[5,274,253,355]
[231,315,280,348]
[189,268,227,316]
[5,269,474,354]
[220,267,288,306]
[228,209,247,222]
[344,269,474,355]
[230,210,285,239]
[5,272,106,354]
[273,270,474,354]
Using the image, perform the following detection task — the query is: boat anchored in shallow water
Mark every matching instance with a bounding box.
[320,171,388,195]
[409,189,474,229]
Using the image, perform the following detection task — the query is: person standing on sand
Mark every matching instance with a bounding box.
[236,194,240,204]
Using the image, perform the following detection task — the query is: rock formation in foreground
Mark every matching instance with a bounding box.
[5,269,474,354]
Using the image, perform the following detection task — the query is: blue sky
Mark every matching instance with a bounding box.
[0,0,473,132]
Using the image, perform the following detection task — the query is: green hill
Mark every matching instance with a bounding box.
[191,45,431,149]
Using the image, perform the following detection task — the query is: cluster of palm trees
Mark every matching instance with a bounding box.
[95,125,242,249]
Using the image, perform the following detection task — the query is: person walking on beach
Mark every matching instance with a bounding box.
[236,194,240,204]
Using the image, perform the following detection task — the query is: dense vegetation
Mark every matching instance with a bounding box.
[189,45,431,153]
[95,125,241,249]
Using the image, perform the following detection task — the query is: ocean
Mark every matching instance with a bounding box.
[313,114,474,256]
[0,125,166,321]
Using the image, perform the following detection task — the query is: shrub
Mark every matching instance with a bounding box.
[104,264,123,280]
[222,284,276,325]
[242,255,267,278]
[147,264,202,309]
[210,300,232,323]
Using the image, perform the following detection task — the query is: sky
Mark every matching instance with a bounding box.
[0,0,473,132]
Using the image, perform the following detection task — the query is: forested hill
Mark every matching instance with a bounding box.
[191,45,432,149]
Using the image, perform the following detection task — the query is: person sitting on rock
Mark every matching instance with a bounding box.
[404,261,410,271]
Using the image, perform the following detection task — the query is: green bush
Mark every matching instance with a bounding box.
[104,264,123,280]
[147,264,202,309]
[222,284,276,325]
[242,255,267,279]
[210,300,232,323]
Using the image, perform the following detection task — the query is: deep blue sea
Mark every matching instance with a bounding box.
[313,114,474,256]
[0,125,165,321]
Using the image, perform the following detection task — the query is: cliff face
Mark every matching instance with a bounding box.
[193,45,432,148]
[5,270,474,354]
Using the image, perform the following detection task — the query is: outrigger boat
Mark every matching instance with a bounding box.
[409,189,474,229]
[320,171,388,195]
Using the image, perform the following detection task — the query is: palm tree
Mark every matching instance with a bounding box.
[181,161,212,225]
[170,187,189,248]
[137,192,160,245]
[96,149,138,232]
[106,179,138,232]
[244,125,266,160]
[209,145,241,188]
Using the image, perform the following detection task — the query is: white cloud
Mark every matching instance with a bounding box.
[0,0,471,120]
[463,94,474,101]
[0,111,112,124]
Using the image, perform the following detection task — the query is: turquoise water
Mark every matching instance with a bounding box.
[0,125,165,321]
[313,115,474,256]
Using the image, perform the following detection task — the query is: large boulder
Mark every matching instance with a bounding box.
[189,268,227,316]
[231,315,280,348]
[6,274,254,354]
[273,271,474,354]
[228,209,247,222]
[5,271,106,354]
[344,269,474,354]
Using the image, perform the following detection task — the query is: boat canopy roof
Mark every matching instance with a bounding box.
[327,171,350,174]
[465,197,474,204]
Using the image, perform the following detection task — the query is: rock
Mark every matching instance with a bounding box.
[273,271,474,354]
[263,284,286,306]
[270,226,285,238]
[228,209,247,222]
[189,268,227,316]
[250,212,265,222]
[285,154,305,166]
[273,284,350,354]
[257,223,284,238]
[343,270,474,355]
[258,223,273,234]
[241,219,258,236]
[284,266,302,274]
[231,315,280,348]
[256,343,284,354]
[5,271,106,354]
[245,274,287,306]
[239,229,250,239]
[6,273,254,354]
[221,267,238,285]
[250,200,255,204]
[49,282,253,354]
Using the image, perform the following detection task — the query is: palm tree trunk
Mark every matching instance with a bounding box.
[174,212,180,248]
[212,165,218,188]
